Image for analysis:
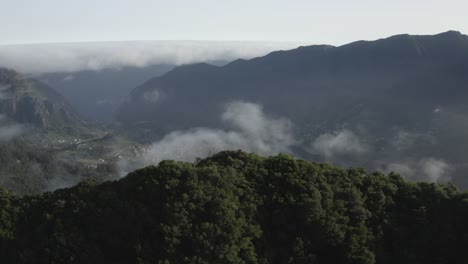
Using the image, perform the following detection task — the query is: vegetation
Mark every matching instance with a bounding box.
[0,150,467,263]
[0,139,118,195]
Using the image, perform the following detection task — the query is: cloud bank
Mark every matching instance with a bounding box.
[0,41,305,74]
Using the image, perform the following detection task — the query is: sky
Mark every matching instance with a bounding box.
[1,0,467,46]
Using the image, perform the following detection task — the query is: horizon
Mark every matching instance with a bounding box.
[0,29,465,47]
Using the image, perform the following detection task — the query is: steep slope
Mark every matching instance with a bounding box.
[0,68,122,195]
[0,68,85,132]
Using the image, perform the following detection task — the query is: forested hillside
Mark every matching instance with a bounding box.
[0,151,467,263]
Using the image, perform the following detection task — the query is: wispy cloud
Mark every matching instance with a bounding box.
[119,101,295,173]
[309,129,368,159]
[385,158,451,182]
[0,114,23,141]
[0,84,11,100]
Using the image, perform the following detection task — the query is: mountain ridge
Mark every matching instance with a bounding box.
[116,30,468,127]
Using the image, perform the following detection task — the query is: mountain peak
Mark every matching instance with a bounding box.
[437,30,463,36]
[383,30,464,41]
[0,68,85,130]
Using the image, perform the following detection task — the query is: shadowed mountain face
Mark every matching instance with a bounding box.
[117,31,468,130]
[115,31,468,187]
[37,64,175,121]
[0,68,84,131]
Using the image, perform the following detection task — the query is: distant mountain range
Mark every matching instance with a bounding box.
[115,31,468,187]
[117,31,468,130]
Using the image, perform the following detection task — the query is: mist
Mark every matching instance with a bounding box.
[0,124,23,141]
[385,158,451,183]
[0,115,23,141]
[310,129,368,159]
[120,101,295,172]
[0,41,305,74]
[0,84,11,100]
[118,104,455,184]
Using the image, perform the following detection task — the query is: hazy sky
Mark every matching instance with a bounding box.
[0,0,467,45]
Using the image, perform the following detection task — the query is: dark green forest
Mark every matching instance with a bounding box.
[1,150,468,263]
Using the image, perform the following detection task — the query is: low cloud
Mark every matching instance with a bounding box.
[310,129,368,159]
[420,158,450,182]
[386,163,414,177]
[393,130,418,151]
[120,101,295,172]
[63,75,75,81]
[0,124,23,141]
[385,158,451,182]
[143,89,163,103]
[0,114,23,141]
[0,84,11,99]
[0,41,306,74]
[45,176,81,192]
[392,129,436,151]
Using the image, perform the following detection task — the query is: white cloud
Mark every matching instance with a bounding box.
[120,101,295,172]
[385,158,451,182]
[0,84,11,100]
[310,129,368,158]
[386,163,415,177]
[0,114,23,141]
[63,75,75,81]
[393,130,415,150]
[143,89,163,103]
[0,124,23,141]
[419,158,450,182]
[392,130,436,151]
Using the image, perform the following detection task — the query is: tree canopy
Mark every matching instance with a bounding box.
[0,150,467,263]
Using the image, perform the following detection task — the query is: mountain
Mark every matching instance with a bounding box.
[37,64,175,121]
[117,31,468,130]
[0,151,467,263]
[0,68,123,195]
[0,68,85,132]
[115,31,468,187]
